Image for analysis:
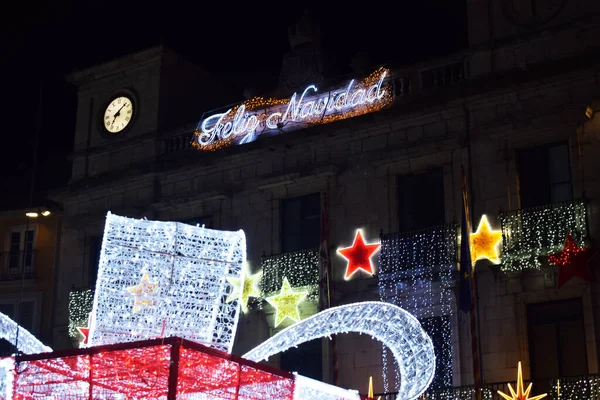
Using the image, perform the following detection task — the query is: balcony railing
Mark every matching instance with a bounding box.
[375,374,600,399]
[378,223,458,282]
[0,250,36,281]
[68,287,95,339]
[499,199,588,272]
[260,248,320,300]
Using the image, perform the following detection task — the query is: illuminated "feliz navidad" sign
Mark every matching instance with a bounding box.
[193,67,394,151]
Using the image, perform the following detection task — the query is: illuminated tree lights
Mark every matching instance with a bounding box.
[548,233,595,288]
[337,230,381,280]
[499,200,588,272]
[68,288,94,338]
[243,301,436,400]
[378,224,458,394]
[88,212,246,353]
[470,215,503,265]
[192,67,393,152]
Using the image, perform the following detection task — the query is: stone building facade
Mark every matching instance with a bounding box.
[52,0,600,397]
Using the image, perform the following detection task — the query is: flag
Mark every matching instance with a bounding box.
[460,166,483,399]
[459,175,473,314]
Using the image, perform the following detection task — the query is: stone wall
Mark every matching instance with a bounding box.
[53,43,600,394]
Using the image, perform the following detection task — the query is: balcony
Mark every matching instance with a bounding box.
[0,250,36,282]
[68,286,95,339]
[375,374,600,399]
[499,199,588,272]
[260,248,320,301]
[378,223,458,284]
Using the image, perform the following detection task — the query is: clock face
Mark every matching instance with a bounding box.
[103,96,134,133]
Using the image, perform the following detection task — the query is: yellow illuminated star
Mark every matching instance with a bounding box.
[265,277,308,327]
[126,273,159,313]
[368,376,381,400]
[470,214,503,264]
[226,263,262,313]
[497,362,547,400]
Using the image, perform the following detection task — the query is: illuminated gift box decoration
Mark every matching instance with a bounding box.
[3,337,362,400]
[88,212,246,353]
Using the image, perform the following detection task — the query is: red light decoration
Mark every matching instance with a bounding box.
[548,233,596,288]
[10,337,295,399]
[76,327,90,345]
[337,230,381,280]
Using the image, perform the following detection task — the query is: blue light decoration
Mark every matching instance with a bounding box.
[499,200,588,272]
[378,224,458,394]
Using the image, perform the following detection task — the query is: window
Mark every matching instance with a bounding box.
[517,142,572,209]
[279,193,322,378]
[88,236,102,287]
[281,193,321,253]
[0,300,36,332]
[397,167,445,232]
[6,226,35,273]
[528,299,587,394]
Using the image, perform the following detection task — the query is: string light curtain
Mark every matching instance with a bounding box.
[68,288,94,339]
[259,249,320,308]
[88,212,246,353]
[377,223,458,395]
[499,200,588,272]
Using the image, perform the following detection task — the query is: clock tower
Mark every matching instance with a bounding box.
[66,45,237,182]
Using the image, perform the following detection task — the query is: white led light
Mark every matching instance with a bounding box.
[88,212,246,353]
[0,311,52,354]
[243,301,436,400]
[293,373,361,400]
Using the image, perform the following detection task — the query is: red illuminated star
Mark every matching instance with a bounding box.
[548,233,596,288]
[337,230,381,280]
[76,327,90,345]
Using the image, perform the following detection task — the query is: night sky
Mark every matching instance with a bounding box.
[0,2,467,209]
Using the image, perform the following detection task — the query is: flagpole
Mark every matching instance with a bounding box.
[461,166,483,400]
[319,190,339,386]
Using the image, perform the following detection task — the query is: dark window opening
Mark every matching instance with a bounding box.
[88,236,102,287]
[279,338,322,380]
[398,167,445,232]
[279,193,322,378]
[528,298,587,394]
[517,142,572,209]
[281,193,321,253]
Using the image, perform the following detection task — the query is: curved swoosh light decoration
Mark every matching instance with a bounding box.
[0,311,52,354]
[243,301,435,400]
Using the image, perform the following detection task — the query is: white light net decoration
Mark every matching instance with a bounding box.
[88,212,246,353]
[293,373,361,400]
[243,301,436,400]
[0,311,52,354]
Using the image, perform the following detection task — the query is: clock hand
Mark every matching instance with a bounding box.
[113,104,127,118]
